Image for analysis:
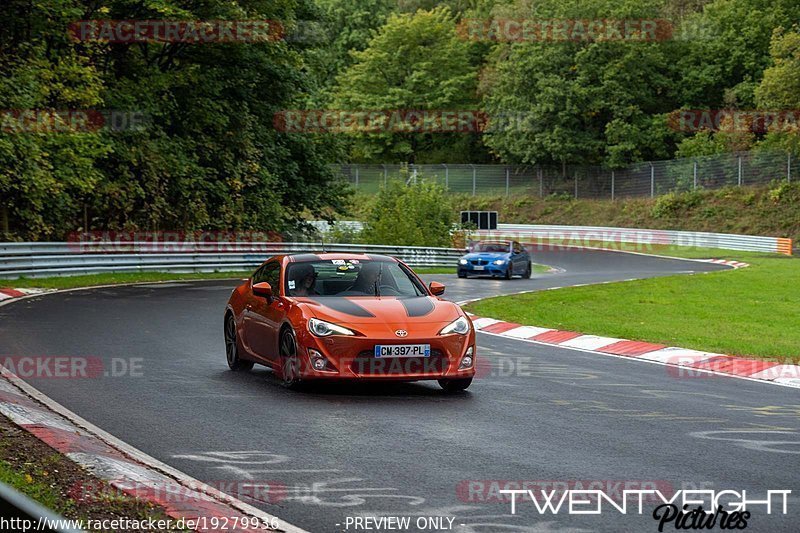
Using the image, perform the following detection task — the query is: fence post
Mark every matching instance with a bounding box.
[611,170,615,200]
[471,164,476,196]
[789,153,792,183]
[355,166,359,189]
[574,171,578,199]
[737,155,742,186]
[383,164,388,186]
[441,163,448,190]
[693,160,698,190]
[649,162,655,198]
[538,166,543,198]
[505,167,510,197]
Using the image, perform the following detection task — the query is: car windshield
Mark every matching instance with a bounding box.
[285,259,427,297]
[475,242,509,253]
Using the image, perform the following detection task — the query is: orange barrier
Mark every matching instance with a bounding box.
[777,238,793,256]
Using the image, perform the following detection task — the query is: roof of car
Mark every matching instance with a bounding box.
[286,252,398,263]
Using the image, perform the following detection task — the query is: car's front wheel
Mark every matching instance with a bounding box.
[504,265,513,280]
[438,377,473,392]
[457,270,467,278]
[279,328,303,389]
[525,262,532,278]
[225,315,254,371]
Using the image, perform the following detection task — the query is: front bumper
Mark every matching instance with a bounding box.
[296,330,476,381]
[458,262,508,276]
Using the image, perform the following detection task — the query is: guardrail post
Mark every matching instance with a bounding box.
[693,160,698,190]
[355,166,359,189]
[383,164,388,186]
[611,170,615,200]
[442,163,448,190]
[789,153,792,182]
[471,164,476,196]
[650,162,655,197]
[737,155,742,186]
[505,167,510,197]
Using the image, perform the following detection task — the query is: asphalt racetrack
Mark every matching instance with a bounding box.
[1,248,798,532]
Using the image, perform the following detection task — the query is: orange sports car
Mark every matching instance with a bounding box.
[224,253,476,391]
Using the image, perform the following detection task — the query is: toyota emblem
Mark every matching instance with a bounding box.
[395,330,408,337]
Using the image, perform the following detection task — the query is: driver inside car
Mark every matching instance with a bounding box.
[347,262,383,295]
[290,263,319,297]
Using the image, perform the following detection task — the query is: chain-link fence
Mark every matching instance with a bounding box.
[334,151,797,198]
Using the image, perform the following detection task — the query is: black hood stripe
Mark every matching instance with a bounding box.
[308,297,375,317]
[400,297,435,318]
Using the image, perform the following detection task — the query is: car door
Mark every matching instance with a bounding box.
[511,241,524,274]
[243,261,285,363]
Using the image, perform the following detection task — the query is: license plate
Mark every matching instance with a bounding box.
[473,265,484,271]
[374,344,431,358]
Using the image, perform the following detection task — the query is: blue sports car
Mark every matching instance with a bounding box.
[458,240,532,279]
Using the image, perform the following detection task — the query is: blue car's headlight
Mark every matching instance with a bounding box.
[459,259,468,265]
[493,259,506,265]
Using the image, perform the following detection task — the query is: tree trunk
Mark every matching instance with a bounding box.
[1,204,8,237]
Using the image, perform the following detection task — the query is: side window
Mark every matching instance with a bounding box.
[513,242,522,254]
[252,265,265,284]
[262,262,281,290]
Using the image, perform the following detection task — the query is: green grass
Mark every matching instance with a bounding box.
[466,247,800,361]
[1,271,253,290]
[0,458,69,514]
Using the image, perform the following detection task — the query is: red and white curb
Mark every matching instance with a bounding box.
[700,259,750,269]
[465,315,800,389]
[0,366,307,533]
[0,287,53,301]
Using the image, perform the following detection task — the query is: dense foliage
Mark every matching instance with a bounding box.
[0,0,346,240]
[360,179,454,246]
[2,0,800,241]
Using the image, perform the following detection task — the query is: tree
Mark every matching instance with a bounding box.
[361,179,454,246]
[481,0,683,167]
[333,7,479,163]
[0,0,348,240]
[755,27,800,154]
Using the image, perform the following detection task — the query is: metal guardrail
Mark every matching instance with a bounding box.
[0,481,82,532]
[0,242,466,279]
[476,224,793,255]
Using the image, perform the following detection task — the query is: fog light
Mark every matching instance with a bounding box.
[308,348,328,371]
[459,346,474,369]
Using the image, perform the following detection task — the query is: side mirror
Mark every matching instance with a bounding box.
[429,281,446,296]
[252,282,273,299]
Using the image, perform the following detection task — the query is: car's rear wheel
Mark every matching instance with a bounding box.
[525,262,532,278]
[279,328,303,389]
[438,377,473,392]
[225,315,254,371]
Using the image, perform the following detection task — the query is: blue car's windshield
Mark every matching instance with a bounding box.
[285,260,427,297]
[474,242,509,253]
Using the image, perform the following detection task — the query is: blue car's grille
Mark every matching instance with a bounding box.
[470,259,489,266]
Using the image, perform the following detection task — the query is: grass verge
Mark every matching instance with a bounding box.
[465,246,800,362]
[0,414,182,531]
